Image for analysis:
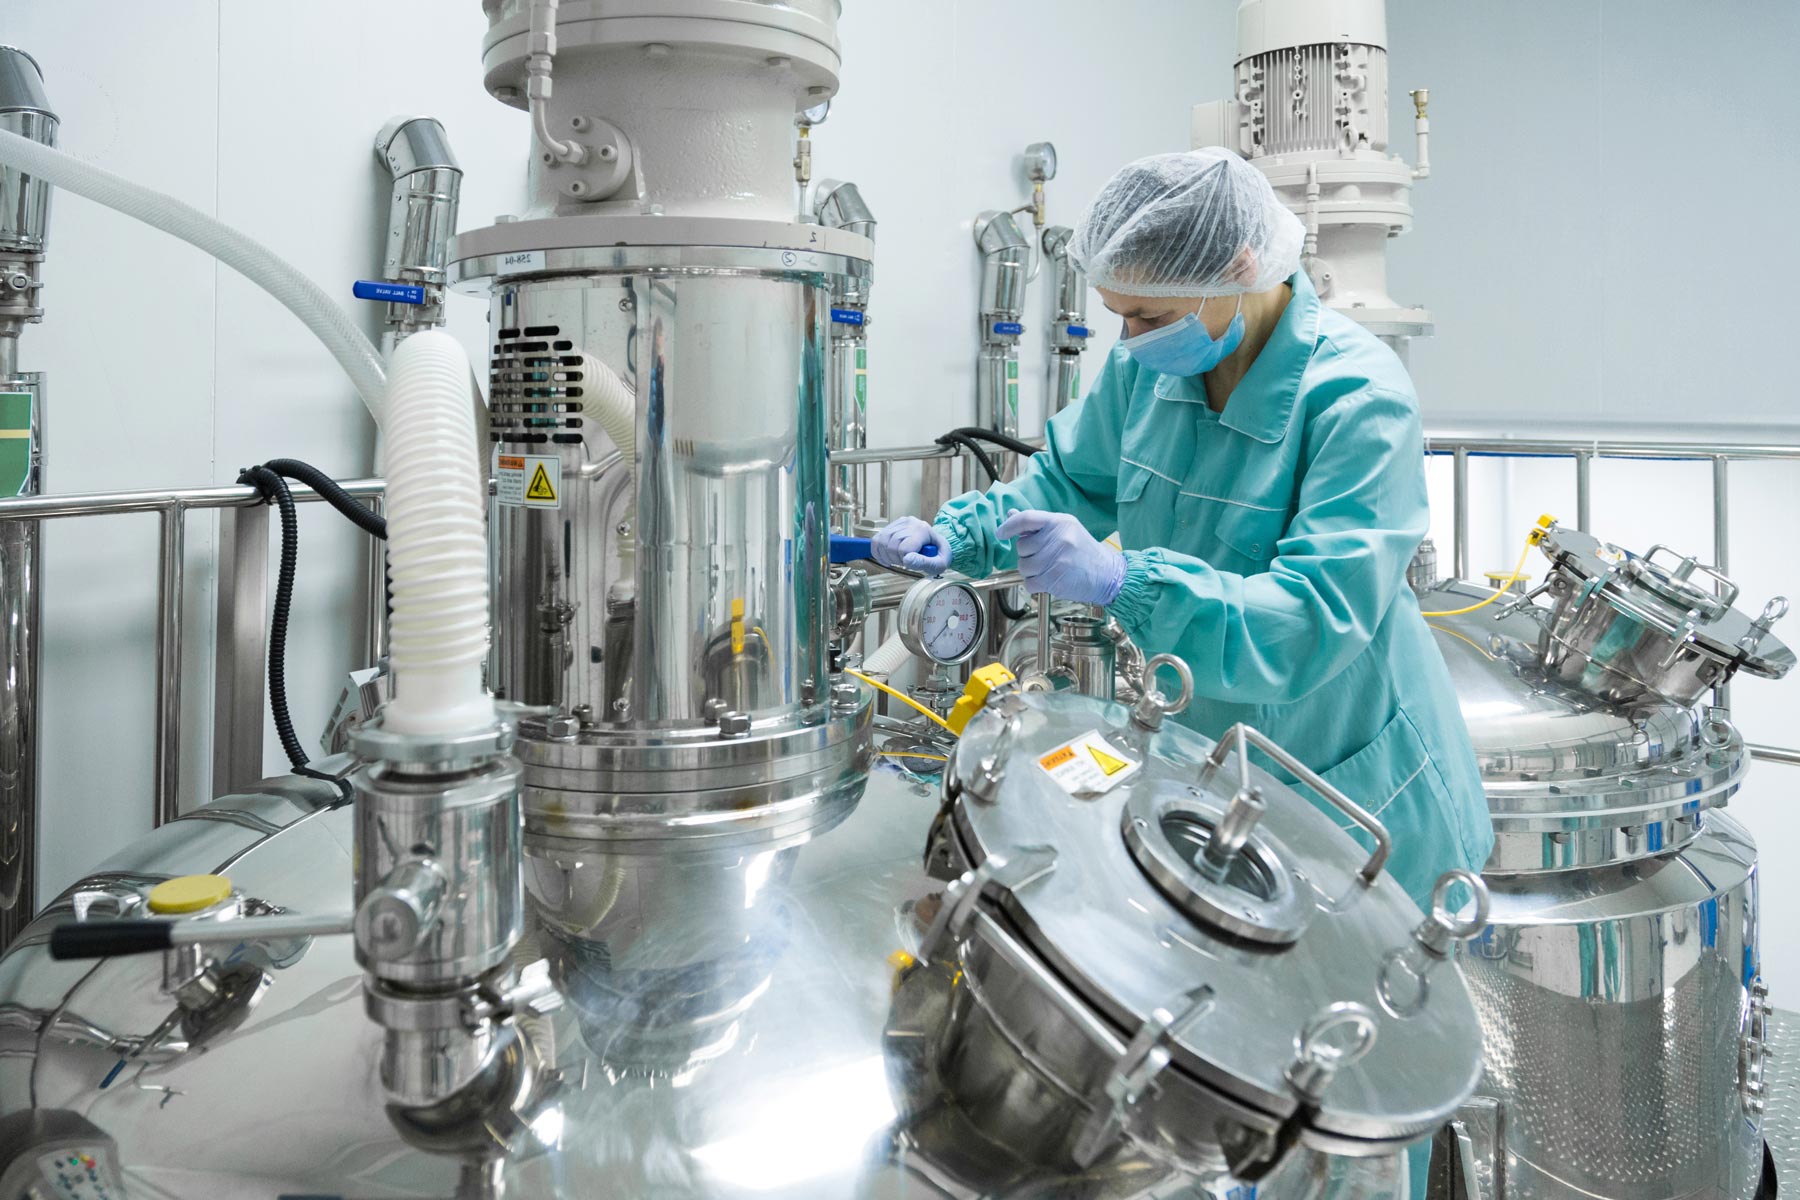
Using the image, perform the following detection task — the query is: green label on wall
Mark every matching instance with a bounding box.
[1007,381,1019,416]
[1068,368,1081,401]
[854,347,867,411]
[1005,359,1019,381]
[0,392,31,498]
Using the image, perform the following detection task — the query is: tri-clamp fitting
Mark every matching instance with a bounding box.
[348,717,540,1110]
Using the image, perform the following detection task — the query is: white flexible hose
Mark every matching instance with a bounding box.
[0,127,387,421]
[382,331,494,736]
[578,353,637,572]
[862,633,912,677]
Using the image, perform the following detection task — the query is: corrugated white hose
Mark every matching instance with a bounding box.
[0,127,387,422]
[382,331,494,736]
[578,353,637,572]
[862,632,912,677]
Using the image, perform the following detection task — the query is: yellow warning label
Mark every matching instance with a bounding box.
[1038,731,1140,796]
[1088,744,1131,776]
[494,449,561,509]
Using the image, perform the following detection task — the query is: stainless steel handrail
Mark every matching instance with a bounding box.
[0,478,385,827]
[4,427,1798,896]
[1428,434,1796,766]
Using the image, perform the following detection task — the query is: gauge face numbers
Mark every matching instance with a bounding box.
[900,580,984,665]
[921,585,982,663]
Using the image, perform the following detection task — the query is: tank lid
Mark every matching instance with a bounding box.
[1538,525,1794,681]
[1426,582,1744,819]
[931,680,1484,1163]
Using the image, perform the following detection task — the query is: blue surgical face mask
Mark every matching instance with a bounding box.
[1118,296,1244,376]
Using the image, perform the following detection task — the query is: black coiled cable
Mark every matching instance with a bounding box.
[237,458,390,802]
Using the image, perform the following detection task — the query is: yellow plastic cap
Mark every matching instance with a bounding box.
[147,874,232,915]
[1537,513,1557,528]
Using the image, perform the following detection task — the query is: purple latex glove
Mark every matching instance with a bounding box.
[996,510,1126,605]
[872,515,951,575]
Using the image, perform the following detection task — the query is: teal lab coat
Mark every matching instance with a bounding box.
[935,270,1493,908]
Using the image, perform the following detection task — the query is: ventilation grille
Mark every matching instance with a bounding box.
[489,324,585,445]
[1238,43,1381,157]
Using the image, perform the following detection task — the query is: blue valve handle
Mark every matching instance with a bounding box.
[353,280,427,305]
[830,534,940,566]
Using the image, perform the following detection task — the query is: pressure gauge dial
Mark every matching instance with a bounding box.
[1024,141,1058,182]
[898,579,986,666]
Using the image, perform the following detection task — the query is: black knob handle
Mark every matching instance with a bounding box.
[48,920,176,960]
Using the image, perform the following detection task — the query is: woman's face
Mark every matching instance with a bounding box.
[1097,288,1234,341]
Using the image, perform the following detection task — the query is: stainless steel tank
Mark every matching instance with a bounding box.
[455,0,880,990]
[0,677,1488,1197]
[1418,522,1791,1200]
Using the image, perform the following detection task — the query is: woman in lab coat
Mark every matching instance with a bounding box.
[873,148,1493,909]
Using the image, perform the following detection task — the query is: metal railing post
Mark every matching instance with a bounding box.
[154,503,186,826]
[1575,450,1592,532]
[362,495,386,667]
[1452,446,1470,581]
[212,504,269,797]
[1712,455,1731,711]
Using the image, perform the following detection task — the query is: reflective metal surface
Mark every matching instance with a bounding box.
[931,689,1484,1175]
[485,247,861,730]
[1428,558,1772,1200]
[0,762,1424,1197]
[974,210,1029,459]
[814,180,875,535]
[1424,580,1742,872]
[0,371,39,951]
[374,116,462,350]
[1530,526,1793,709]
[1458,813,1763,1200]
[0,46,51,952]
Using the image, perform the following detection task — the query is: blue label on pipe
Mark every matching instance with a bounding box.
[1066,324,1090,338]
[353,280,427,305]
[993,320,1024,336]
[830,307,866,326]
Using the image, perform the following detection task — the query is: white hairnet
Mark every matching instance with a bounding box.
[1071,148,1305,298]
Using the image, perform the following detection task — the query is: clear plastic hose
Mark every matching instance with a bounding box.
[0,127,387,421]
[382,331,494,736]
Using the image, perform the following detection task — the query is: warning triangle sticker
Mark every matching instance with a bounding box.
[526,463,558,502]
[1088,743,1130,776]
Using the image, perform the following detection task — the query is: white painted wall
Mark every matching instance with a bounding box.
[5,0,1798,989]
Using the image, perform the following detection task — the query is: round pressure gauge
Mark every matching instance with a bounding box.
[898,579,986,666]
[1024,141,1058,182]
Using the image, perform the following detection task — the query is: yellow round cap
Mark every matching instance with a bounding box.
[147,874,232,915]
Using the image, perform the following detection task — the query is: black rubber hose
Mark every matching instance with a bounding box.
[944,426,1040,457]
[264,458,387,539]
[238,467,305,770]
[934,432,1001,484]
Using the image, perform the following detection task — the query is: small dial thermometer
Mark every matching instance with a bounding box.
[898,579,986,666]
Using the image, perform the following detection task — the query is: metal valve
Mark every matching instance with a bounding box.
[355,858,448,963]
[1130,654,1194,732]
